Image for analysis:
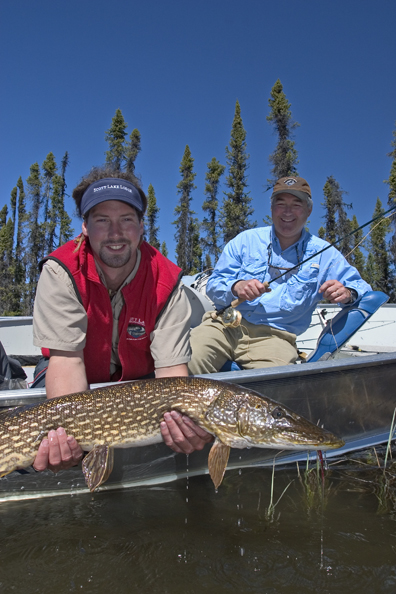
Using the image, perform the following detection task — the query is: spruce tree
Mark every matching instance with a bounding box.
[7,186,21,315]
[173,145,197,274]
[10,186,17,232]
[0,206,14,314]
[222,100,254,244]
[46,174,63,254]
[42,152,56,221]
[60,151,69,192]
[202,157,225,266]
[41,152,73,254]
[349,215,366,277]
[385,123,396,207]
[105,108,128,169]
[385,123,396,290]
[58,189,74,246]
[161,241,168,258]
[105,110,142,174]
[126,129,141,175]
[266,79,299,186]
[321,176,353,261]
[59,152,73,246]
[42,152,58,254]
[364,252,376,286]
[14,177,28,314]
[0,205,7,228]
[321,179,337,245]
[368,198,392,295]
[188,217,202,275]
[204,253,212,270]
[146,183,160,250]
[26,162,43,313]
[0,156,72,315]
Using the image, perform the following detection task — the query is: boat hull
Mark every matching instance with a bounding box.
[1,352,395,501]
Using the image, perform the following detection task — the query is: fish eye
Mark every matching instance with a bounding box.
[255,403,262,409]
[271,406,285,419]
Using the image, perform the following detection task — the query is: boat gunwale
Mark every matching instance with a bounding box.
[198,351,396,384]
[1,351,396,407]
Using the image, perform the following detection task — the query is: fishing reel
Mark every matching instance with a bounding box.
[211,297,244,328]
[211,307,242,328]
[211,282,271,328]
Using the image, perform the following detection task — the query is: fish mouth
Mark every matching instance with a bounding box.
[247,432,345,451]
[278,439,345,451]
[318,438,345,450]
[278,424,346,450]
[288,427,345,449]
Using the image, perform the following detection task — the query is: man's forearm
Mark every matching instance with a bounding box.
[46,350,88,399]
[155,363,189,378]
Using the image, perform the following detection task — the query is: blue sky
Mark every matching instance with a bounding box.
[1,0,395,260]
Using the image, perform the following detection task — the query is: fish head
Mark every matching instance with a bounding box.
[236,392,344,451]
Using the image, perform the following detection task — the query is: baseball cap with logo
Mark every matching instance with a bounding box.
[271,176,312,206]
[80,178,145,217]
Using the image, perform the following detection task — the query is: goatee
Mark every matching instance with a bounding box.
[99,242,132,268]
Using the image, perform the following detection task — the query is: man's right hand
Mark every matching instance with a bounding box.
[232,279,271,302]
[33,427,84,473]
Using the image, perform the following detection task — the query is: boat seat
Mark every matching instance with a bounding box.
[219,360,243,372]
[219,291,389,371]
[304,290,389,363]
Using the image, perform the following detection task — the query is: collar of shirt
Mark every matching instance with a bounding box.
[271,225,310,257]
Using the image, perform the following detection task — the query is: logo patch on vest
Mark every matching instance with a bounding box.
[127,317,147,340]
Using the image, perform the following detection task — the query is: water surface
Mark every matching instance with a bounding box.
[0,461,395,594]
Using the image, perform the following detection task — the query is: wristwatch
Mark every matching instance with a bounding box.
[348,288,358,303]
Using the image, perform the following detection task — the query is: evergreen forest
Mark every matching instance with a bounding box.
[1,80,396,315]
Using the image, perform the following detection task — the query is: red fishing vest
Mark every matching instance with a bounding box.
[41,239,182,383]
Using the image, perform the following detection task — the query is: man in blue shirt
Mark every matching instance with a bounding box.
[188,176,371,374]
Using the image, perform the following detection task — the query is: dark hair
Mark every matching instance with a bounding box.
[72,165,147,220]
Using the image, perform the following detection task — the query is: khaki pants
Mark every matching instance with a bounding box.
[188,312,298,375]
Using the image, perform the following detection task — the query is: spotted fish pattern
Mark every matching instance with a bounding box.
[0,377,344,490]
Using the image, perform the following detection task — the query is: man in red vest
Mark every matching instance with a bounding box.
[32,166,212,473]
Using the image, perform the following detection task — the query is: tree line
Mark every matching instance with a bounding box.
[1,80,396,315]
[0,152,73,315]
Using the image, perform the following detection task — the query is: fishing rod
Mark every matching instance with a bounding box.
[213,203,396,324]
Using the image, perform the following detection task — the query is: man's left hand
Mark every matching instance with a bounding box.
[160,412,214,454]
[319,280,353,304]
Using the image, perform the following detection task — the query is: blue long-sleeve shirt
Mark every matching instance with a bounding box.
[206,226,372,335]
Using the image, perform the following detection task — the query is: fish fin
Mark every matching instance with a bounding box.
[208,438,231,489]
[81,445,114,492]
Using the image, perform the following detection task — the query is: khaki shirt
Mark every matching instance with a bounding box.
[33,251,192,375]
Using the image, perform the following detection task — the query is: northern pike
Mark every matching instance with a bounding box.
[0,377,344,491]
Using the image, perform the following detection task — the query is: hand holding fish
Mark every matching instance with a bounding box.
[33,427,84,473]
[160,411,214,454]
[32,412,212,471]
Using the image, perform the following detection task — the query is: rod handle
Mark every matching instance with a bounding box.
[230,281,270,308]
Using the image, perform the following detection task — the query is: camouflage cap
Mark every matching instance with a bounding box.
[271,176,312,205]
